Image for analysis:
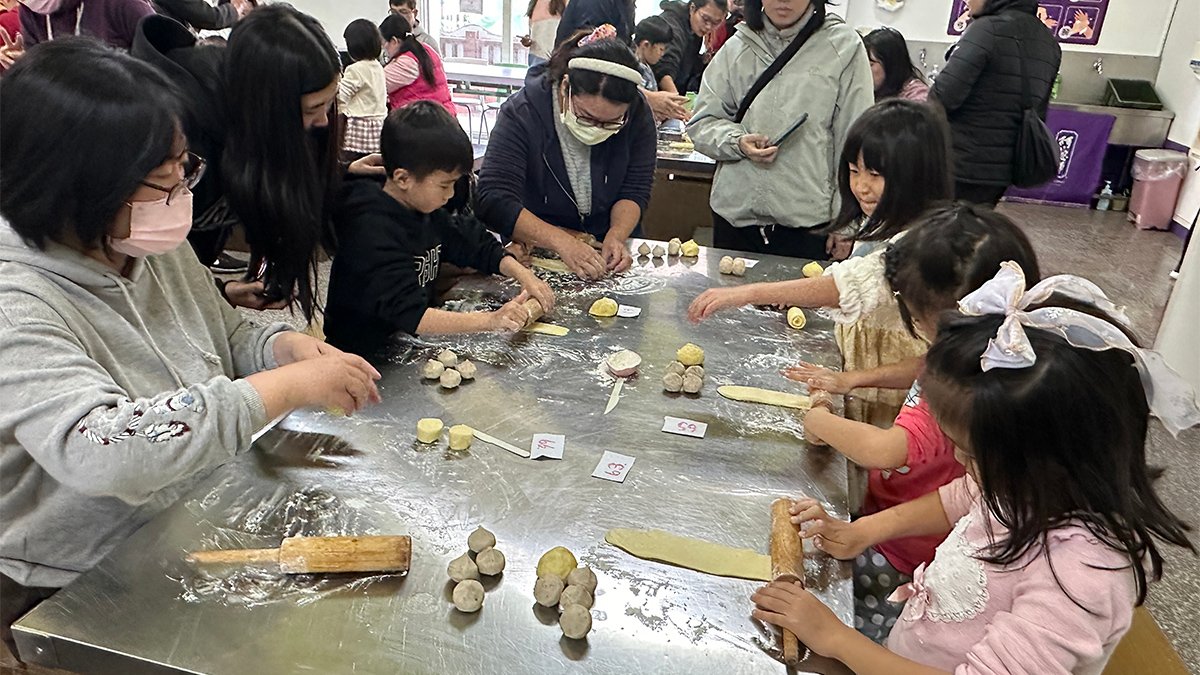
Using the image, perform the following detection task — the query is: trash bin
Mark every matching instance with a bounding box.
[1129,149,1188,230]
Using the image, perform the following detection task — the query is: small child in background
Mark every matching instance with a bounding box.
[800,204,1041,642]
[326,101,556,357]
[754,263,1199,673]
[632,16,673,92]
[339,19,388,163]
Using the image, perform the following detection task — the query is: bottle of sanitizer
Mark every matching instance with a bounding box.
[1096,181,1114,211]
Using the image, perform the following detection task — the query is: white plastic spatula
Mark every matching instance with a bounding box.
[604,350,642,414]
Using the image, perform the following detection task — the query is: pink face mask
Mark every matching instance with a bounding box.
[108,188,194,258]
[20,0,67,14]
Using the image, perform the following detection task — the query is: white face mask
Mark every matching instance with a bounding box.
[560,89,622,146]
[20,0,66,13]
[108,189,194,258]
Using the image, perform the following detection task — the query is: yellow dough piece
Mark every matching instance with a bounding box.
[589,297,619,317]
[717,385,812,410]
[676,343,705,366]
[680,239,700,257]
[536,546,578,580]
[802,261,824,278]
[448,424,474,451]
[604,528,771,581]
[523,322,570,336]
[416,418,444,444]
[787,307,807,330]
[531,257,571,273]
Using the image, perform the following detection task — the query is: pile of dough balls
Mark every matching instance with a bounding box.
[664,344,706,394]
[718,256,747,277]
[636,241,667,259]
[533,547,597,640]
[447,526,507,613]
[421,349,477,390]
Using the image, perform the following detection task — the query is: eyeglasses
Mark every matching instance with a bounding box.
[695,10,725,28]
[141,151,206,205]
[568,94,627,131]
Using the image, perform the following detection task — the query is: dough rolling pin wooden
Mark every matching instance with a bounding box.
[188,535,412,574]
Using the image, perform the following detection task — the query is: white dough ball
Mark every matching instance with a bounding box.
[560,585,594,609]
[422,360,446,380]
[452,579,485,612]
[684,365,705,380]
[448,553,480,582]
[534,575,565,607]
[456,359,477,380]
[718,256,734,275]
[731,258,747,276]
[663,372,684,393]
[651,244,666,258]
[637,242,651,256]
[437,349,459,368]
[682,373,703,394]
[560,604,593,639]
[440,368,462,389]
[665,361,686,376]
[468,526,496,553]
[567,566,598,594]
[476,547,506,576]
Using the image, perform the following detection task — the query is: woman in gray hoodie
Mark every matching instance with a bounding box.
[0,39,380,657]
[688,0,872,259]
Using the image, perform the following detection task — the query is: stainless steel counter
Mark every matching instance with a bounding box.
[14,242,852,675]
[1049,101,1175,148]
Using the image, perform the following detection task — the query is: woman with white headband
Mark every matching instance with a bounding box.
[476,24,656,281]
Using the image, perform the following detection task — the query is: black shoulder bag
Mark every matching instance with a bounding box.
[1007,17,1057,188]
[733,5,826,123]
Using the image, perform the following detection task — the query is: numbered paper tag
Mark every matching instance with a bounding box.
[617,305,642,318]
[742,259,761,269]
[531,433,565,460]
[662,416,707,439]
[592,450,636,482]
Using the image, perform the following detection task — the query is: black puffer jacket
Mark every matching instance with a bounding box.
[652,1,703,93]
[931,0,1061,186]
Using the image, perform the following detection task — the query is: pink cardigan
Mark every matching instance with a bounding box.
[887,476,1136,674]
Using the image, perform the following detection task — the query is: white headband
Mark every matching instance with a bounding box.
[568,57,643,85]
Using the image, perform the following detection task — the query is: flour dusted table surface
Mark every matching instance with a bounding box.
[14,242,852,675]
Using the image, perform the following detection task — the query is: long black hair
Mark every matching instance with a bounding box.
[923,304,1195,607]
[380,14,435,87]
[1,39,182,250]
[863,27,925,100]
[548,29,641,104]
[744,0,823,31]
[222,5,343,321]
[883,203,1040,338]
[829,99,953,243]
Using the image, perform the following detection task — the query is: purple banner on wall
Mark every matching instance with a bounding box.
[1006,108,1116,207]
[948,0,1108,46]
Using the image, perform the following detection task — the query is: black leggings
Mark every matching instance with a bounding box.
[712,212,831,260]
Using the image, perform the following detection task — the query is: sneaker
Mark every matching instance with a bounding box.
[210,252,248,274]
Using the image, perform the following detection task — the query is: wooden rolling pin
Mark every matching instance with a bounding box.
[770,499,805,666]
[187,535,411,574]
[523,298,545,327]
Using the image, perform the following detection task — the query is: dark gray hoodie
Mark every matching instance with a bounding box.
[0,221,289,587]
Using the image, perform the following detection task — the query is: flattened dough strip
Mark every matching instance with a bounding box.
[717,385,811,411]
[605,528,771,581]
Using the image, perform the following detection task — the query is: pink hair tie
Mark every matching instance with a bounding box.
[578,23,617,47]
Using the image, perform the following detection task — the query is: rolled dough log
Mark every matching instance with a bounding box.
[524,298,545,327]
[787,307,807,330]
[531,257,571,273]
[523,322,570,336]
[717,385,812,411]
[416,418,444,444]
[605,528,771,581]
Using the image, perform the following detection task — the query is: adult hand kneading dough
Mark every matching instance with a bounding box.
[604,529,771,581]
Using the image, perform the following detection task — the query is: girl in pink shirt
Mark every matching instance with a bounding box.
[754,262,1199,674]
[380,13,454,115]
[800,204,1042,643]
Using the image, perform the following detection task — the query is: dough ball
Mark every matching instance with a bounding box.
[560,585,594,609]
[662,372,684,393]
[731,258,747,276]
[448,424,473,451]
[448,552,480,582]
[566,566,598,594]
[422,359,446,380]
[802,261,824,278]
[667,238,682,256]
[536,546,578,580]
[452,579,485,613]
[682,373,703,394]
[665,361,686,376]
[637,242,651,256]
[439,368,462,389]
[684,365,705,380]
[456,359,478,380]
[534,574,565,607]
[416,418,444,444]
[588,297,619,317]
[560,604,593,640]
[467,526,496,553]
[787,307,807,330]
[676,343,705,366]
[718,256,734,275]
[437,349,459,368]
[651,244,666,258]
[680,239,700,257]
[476,547,506,576]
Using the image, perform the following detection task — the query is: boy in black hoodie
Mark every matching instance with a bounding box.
[326,101,555,356]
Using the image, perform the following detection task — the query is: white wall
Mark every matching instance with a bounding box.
[284,0,386,48]
[1154,0,1200,148]
[841,0,1179,57]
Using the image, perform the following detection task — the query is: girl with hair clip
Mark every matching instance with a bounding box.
[802,203,1041,643]
[476,25,656,281]
[753,262,1199,674]
[380,13,454,114]
[690,100,952,427]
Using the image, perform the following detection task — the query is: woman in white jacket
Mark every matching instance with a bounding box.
[688,0,872,259]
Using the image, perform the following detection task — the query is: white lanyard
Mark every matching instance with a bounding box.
[46,4,84,41]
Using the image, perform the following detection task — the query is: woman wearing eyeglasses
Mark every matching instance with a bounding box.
[653,0,728,95]
[0,39,381,661]
[476,26,656,280]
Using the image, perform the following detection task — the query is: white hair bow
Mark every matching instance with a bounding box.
[958,261,1200,437]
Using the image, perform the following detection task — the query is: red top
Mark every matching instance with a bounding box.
[863,383,965,575]
[0,9,21,41]
[386,50,455,115]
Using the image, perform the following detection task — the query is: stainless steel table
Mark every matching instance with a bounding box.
[444,62,528,91]
[14,242,852,675]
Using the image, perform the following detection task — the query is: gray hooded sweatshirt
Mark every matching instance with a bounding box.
[688,13,874,230]
[0,222,290,588]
